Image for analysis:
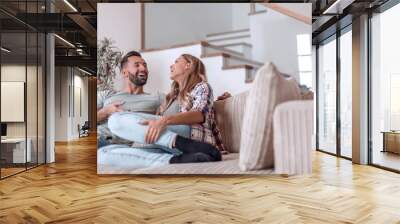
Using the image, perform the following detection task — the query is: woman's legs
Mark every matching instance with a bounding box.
[98,144,173,169]
[98,144,215,168]
[174,136,222,161]
[170,152,213,163]
[108,112,221,161]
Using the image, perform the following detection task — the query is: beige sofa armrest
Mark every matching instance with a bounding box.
[273,100,314,175]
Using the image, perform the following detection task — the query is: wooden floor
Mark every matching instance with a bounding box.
[1,135,400,223]
[1,167,26,178]
[373,150,400,171]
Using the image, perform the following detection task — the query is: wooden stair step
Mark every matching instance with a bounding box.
[222,64,255,70]
[206,28,250,38]
[202,42,244,57]
[220,42,253,48]
[207,34,251,43]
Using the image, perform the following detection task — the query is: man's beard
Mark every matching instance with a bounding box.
[128,71,147,86]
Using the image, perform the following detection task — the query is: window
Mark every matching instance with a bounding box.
[317,37,337,154]
[340,29,352,158]
[371,2,400,171]
[0,1,47,179]
[390,74,400,130]
[297,34,312,88]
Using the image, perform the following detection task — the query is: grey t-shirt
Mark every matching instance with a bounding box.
[97,90,165,145]
[160,99,180,116]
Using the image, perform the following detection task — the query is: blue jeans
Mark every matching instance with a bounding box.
[98,144,174,169]
[97,135,109,148]
[108,112,191,155]
[99,112,192,169]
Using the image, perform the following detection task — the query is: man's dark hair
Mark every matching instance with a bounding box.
[120,51,142,69]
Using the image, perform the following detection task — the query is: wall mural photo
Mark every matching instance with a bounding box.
[96,3,314,175]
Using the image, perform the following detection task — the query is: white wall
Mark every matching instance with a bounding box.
[142,45,203,94]
[255,3,267,12]
[142,44,251,97]
[97,3,142,54]
[144,3,233,49]
[249,3,311,81]
[232,3,250,30]
[55,67,68,141]
[276,3,310,17]
[97,3,253,51]
[55,67,89,141]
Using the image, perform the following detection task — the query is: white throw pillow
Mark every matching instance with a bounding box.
[239,62,301,171]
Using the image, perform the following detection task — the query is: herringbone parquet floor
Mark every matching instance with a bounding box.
[1,135,400,224]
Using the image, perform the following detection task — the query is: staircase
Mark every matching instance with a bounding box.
[141,30,264,97]
[205,29,252,59]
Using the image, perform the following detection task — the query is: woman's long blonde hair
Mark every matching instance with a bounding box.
[158,54,207,114]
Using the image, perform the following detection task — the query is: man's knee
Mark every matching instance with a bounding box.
[108,112,123,133]
[108,112,141,133]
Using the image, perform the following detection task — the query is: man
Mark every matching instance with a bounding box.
[97,51,164,147]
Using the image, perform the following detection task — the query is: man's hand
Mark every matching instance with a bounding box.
[139,117,168,144]
[97,101,124,123]
[217,92,232,101]
[104,101,124,115]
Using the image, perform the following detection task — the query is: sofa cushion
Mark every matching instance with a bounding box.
[214,91,248,153]
[239,62,301,171]
[98,152,273,174]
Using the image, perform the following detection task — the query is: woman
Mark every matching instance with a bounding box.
[108,54,225,164]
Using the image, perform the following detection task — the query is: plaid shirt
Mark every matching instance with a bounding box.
[180,82,226,152]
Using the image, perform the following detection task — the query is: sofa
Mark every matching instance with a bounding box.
[98,62,314,175]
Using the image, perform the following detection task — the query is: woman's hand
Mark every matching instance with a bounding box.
[216,92,232,101]
[139,117,168,144]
